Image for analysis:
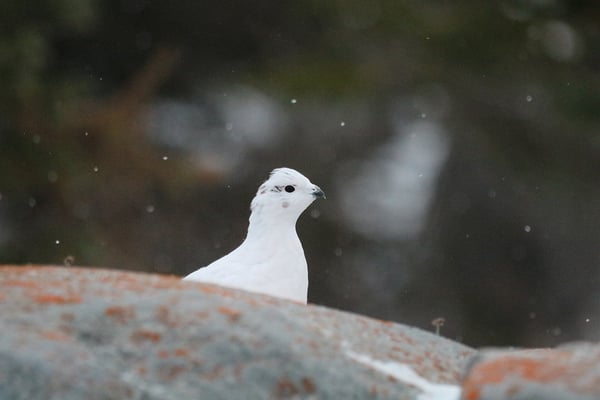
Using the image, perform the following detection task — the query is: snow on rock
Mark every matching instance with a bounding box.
[347,351,461,400]
[0,265,473,400]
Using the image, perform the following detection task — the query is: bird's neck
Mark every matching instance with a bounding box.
[245,207,300,244]
[239,205,306,280]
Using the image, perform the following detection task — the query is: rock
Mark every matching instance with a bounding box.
[0,265,473,400]
[461,344,600,400]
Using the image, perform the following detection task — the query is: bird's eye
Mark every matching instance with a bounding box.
[285,185,295,193]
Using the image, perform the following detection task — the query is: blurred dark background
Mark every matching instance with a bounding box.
[1,0,600,348]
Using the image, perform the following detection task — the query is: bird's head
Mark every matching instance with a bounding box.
[250,167,325,225]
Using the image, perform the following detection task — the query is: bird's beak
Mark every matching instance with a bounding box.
[312,185,326,199]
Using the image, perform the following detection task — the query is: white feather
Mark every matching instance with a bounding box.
[183,168,324,303]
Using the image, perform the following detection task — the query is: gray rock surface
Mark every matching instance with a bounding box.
[462,344,600,400]
[0,265,473,400]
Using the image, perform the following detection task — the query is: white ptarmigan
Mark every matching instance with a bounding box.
[183,168,325,303]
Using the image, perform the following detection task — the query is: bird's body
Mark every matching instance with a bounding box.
[184,168,324,303]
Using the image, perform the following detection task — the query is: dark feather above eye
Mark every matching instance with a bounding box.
[270,185,295,193]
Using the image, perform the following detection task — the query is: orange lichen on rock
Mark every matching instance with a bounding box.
[96,269,180,293]
[156,348,191,359]
[196,283,235,297]
[301,377,317,393]
[463,356,537,400]
[273,377,317,397]
[105,305,136,323]
[131,329,163,344]
[33,294,82,304]
[163,364,187,380]
[4,280,41,288]
[217,305,242,322]
[174,348,190,357]
[274,378,301,397]
[158,349,170,359]
[462,349,582,400]
[39,330,71,342]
